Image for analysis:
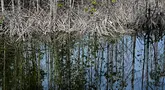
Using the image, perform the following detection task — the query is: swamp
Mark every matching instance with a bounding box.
[0,0,165,90]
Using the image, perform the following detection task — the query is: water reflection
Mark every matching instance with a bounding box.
[0,37,45,90]
[0,35,165,90]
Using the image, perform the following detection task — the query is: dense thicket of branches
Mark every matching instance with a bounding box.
[0,0,165,41]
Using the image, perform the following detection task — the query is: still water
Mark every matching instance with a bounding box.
[0,35,165,90]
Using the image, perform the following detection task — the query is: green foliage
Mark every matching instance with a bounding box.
[57,3,64,7]
[91,0,97,5]
[0,20,3,24]
[0,16,4,25]
[84,8,88,12]
[112,0,116,3]
[84,7,97,15]
[90,8,97,13]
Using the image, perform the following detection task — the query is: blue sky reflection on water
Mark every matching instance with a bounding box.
[40,35,165,90]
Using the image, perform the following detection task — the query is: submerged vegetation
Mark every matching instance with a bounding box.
[1,0,165,90]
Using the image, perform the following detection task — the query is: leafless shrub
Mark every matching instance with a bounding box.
[0,0,165,41]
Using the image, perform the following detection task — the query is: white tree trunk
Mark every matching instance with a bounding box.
[1,0,4,13]
[11,0,15,13]
[37,0,39,12]
[18,0,21,12]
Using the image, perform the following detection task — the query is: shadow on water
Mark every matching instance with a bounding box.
[0,33,165,90]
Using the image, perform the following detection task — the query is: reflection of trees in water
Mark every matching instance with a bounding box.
[1,32,165,90]
[0,36,44,90]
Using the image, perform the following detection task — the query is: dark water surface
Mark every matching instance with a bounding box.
[0,35,165,90]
